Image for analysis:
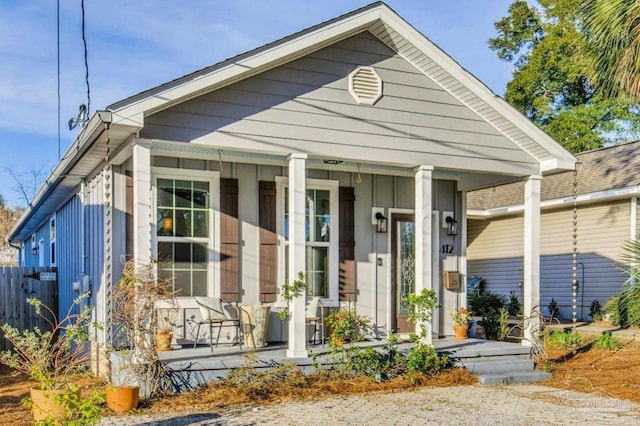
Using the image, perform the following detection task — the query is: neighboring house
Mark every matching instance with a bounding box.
[467,141,640,320]
[8,1,575,365]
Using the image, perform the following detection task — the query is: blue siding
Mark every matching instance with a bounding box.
[56,195,83,316]
[86,173,105,311]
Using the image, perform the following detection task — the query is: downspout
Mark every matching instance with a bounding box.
[8,241,21,266]
[372,174,379,339]
[631,196,637,286]
[80,178,87,276]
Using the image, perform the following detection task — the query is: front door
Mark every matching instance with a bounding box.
[391,214,415,333]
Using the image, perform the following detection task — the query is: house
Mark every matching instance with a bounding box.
[467,141,640,320]
[7,2,575,366]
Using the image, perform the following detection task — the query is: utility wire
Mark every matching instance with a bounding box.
[57,0,61,160]
[81,0,90,117]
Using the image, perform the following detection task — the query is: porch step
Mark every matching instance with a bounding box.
[458,356,534,374]
[437,339,549,385]
[477,371,552,385]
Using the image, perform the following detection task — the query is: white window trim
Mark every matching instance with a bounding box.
[49,214,56,267]
[275,176,340,307]
[38,238,45,268]
[152,166,220,305]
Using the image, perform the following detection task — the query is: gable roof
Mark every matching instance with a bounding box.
[467,140,640,211]
[108,1,575,175]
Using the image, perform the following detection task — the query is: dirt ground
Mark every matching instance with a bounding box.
[1,338,639,423]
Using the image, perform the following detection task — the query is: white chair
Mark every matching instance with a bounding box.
[305,296,324,346]
[193,297,242,351]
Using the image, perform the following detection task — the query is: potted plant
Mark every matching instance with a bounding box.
[451,307,473,339]
[155,309,177,351]
[106,260,177,411]
[0,293,102,423]
[325,309,369,345]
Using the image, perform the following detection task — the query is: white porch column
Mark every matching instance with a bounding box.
[133,139,152,265]
[523,175,542,346]
[287,153,308,358]
[414,165,434,344]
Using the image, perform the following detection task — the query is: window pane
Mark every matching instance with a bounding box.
[192,271,207,296]
[193,182,209,208]
[175,180,191,208]
[158,242,173,262]
[193,211,208,238]
[306,246,328,297]
[157,209,174,236]
[193,243,207,269]
[174,210,191,237]
[157,179,173,207]
[174,270,191,297]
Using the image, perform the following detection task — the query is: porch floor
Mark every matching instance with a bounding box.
[158,338,540,392]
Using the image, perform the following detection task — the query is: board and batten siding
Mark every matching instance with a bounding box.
[85,171,106,329]
[142,32,536,174]
[468,200,631,319]
[55,194,83,315]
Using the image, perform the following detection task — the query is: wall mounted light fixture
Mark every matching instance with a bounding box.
[375,212,387,233]
[32,245,39,256]
[445,216,458,236]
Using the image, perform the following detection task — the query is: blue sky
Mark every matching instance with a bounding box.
[0,0,515,206]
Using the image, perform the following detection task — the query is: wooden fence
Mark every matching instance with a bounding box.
[0,267,58,350]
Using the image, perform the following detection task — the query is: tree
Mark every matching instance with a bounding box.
[489,0,640,153]
[0,194,22,267]
[581,0,640,100]
[5,166,47,207]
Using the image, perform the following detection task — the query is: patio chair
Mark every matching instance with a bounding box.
[193,297,242,351]
[305,296,324,346]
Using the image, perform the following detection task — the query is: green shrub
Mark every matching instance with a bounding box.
[405,344,450,383]
[589,300,604,321]
[507,292,521,316]
[545,330,583,350]
[468,292,506,317]
[605,289,640,327]
[592,332,621,351]
[605,294,623,326]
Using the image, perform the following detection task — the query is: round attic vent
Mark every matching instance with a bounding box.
[349,66,382,105]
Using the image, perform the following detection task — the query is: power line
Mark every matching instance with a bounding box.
[81,0,90,117]
[57,0,60,160]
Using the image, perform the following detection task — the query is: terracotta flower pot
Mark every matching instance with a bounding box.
[106,385,139,413]
[30,387,80,422]
[453,324,468,340]
[155,332,173,351]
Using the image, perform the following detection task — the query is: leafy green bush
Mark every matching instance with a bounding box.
[405,344,450,383]
[507,292,521,316]
[592,332,621,351]
[589,299,604,321]
[605,290,640,327]
[468,292,506,317]
[545,330,583,350]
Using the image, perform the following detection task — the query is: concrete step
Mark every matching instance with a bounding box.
[477,370,552,385]
[450,344,531,359]
[459,356,534,374]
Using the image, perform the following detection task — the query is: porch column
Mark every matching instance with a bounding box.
[414,165,434,344]
[133,139,152,265]
[287,153,308,358]
[523,175,542,346]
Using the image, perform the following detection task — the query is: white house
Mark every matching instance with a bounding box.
[8,2,576,365]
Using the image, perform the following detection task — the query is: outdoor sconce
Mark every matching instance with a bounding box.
[375,212,387,233]
[445,216,458,236]
[32,245,39,256]
[162,215,173,234]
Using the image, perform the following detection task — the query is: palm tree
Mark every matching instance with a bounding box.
[581,0,640,100]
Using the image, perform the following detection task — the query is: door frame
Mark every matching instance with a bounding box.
[386,208,413,334]
[386,209,441,336]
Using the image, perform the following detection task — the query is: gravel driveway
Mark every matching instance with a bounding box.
[99,384,640,425]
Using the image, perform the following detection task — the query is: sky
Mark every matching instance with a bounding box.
[0,0,516,207]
